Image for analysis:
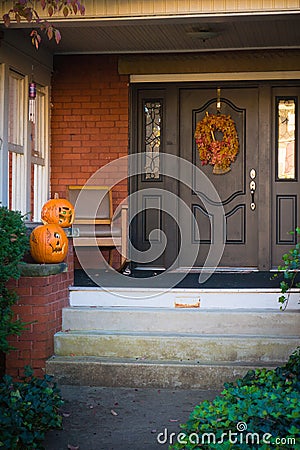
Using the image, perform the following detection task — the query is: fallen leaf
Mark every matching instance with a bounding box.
[68,445,79,450]
[111,409,118,416]
[151,429,157,433]
[169,419,179,422]
[63,412,71,417]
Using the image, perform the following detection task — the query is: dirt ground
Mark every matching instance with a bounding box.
[44,385,220,450]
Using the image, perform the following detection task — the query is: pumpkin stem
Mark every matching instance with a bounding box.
[54,193,59,199]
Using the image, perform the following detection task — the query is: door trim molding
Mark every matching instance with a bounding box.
[130,71,300,83]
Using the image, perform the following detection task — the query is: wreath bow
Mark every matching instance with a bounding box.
[194,112,239,174]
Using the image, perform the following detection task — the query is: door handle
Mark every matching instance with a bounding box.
[249,169,256,211]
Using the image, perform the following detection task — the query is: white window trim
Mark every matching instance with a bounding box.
[0,64,7,206]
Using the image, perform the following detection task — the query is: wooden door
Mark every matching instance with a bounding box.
[179,87,259,269]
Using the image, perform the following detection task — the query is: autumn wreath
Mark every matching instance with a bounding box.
[194,112,239,174]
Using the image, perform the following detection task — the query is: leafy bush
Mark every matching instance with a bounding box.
[0,206,29,352]
[274,227,300,310]
[170,348,300,450]
[0,366,63,449]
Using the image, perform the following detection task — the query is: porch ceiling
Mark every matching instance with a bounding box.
[4,11,300,55]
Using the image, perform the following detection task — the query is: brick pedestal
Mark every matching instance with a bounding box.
[6,240,74,379]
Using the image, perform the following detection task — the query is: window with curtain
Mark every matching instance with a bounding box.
[6,69,49,219]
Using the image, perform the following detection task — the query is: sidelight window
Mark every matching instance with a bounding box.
[144,100,162,180]
[276,98,297,180]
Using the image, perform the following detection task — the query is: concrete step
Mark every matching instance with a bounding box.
[48,307,300,389]
[46,356,281,390]
[62,307,300,336]
[54,330,299,363]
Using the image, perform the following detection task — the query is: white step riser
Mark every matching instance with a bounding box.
[69,287,300,309]
[62,308,300,336]
[54,332,299,363]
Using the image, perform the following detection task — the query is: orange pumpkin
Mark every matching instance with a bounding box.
[30,224,68,263]
[41,193,75,228]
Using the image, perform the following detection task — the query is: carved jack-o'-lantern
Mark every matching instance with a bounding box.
[41,193,74,228]
[30,224,68,263]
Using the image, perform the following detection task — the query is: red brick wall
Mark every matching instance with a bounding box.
[51,55,129,210]
[6,241,74,379]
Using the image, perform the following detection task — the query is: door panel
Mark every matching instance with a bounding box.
[179,88,259,268]
[130,87,179,270]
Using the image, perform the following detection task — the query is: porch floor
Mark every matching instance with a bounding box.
[74,268,286,289]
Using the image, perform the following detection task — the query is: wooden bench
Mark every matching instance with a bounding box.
[68,185,128,268]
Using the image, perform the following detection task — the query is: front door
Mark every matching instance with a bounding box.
[130,83,300,274]
[179,87,259,269]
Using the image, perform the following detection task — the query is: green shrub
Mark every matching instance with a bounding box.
[0,366,63,449]
[273,227,300,310]
[0,206,29,352]
[170,348,300,450]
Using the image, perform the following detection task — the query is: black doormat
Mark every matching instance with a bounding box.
[74,268,298,289]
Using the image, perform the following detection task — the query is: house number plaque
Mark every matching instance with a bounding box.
[249,169,256,210]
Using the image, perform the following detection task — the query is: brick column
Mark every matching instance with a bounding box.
[6,240,74,379]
